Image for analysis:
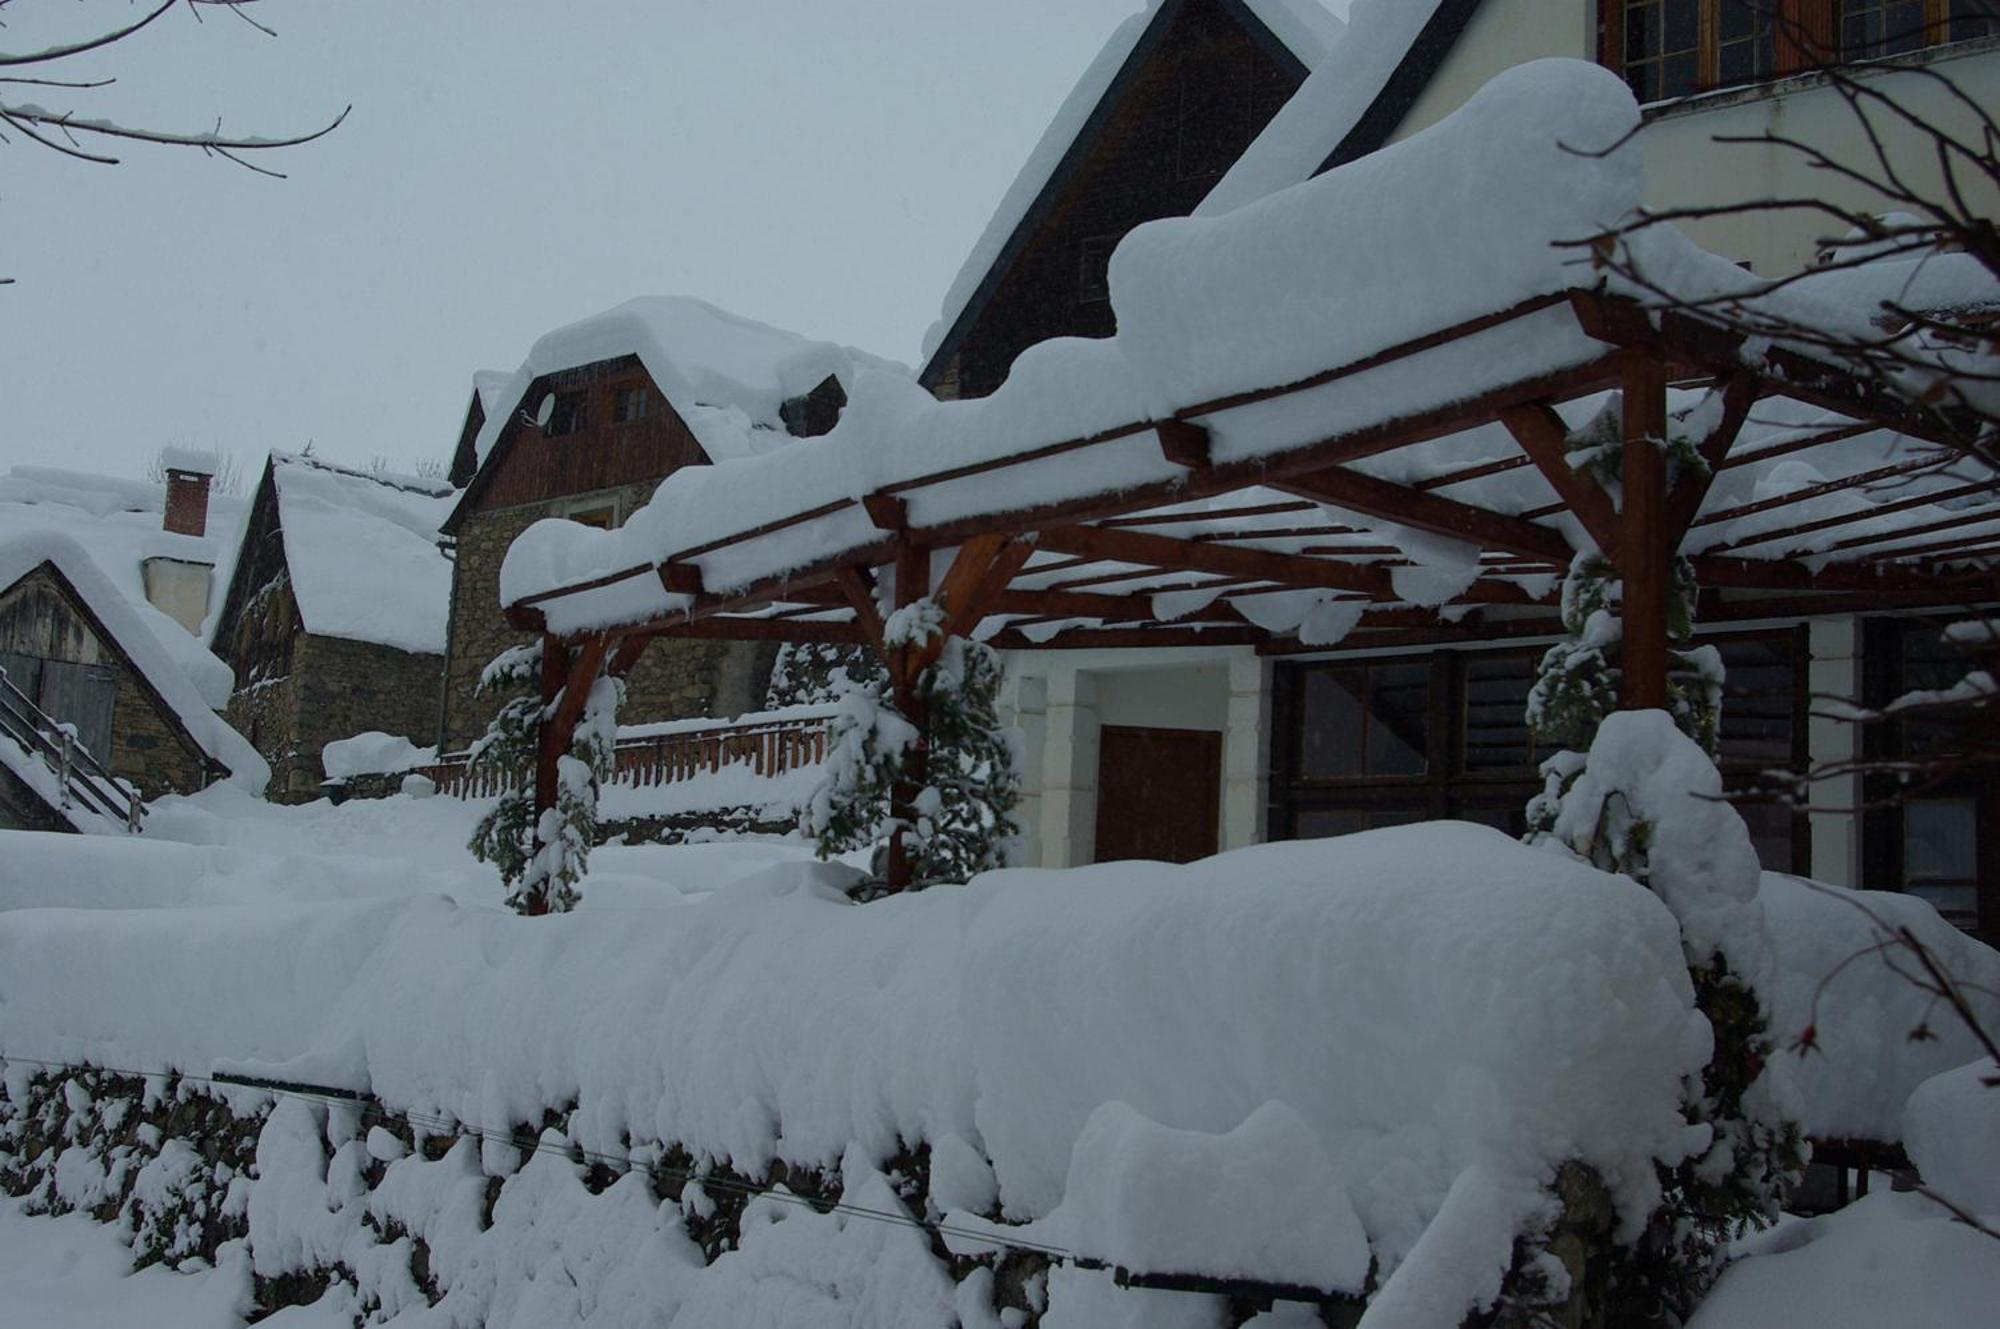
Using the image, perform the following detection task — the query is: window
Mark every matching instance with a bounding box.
[1608,0,1994,101]
[1273,631,1808,870]
[1616,0,1775,101]
[1077,235,1116,305]
[1864,618,1995,939]
[543,390,586,438]
[612,385,648,424]
[1842,0,1998,59]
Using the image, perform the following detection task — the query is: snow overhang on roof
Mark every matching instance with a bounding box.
[463,296,902,478]
[917,0,1345,381]
[266,452,457,656]
[0,532,268,791]
[499,60,2000,650]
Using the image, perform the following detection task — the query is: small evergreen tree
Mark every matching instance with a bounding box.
[1524,421,1801,1320]
[466,643,622,915]
[801,600,1021,888]
[764,640,886,709]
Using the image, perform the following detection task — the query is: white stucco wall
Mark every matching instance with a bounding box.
[1395,6,2000,277]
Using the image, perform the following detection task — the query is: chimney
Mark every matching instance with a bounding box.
[160,448,216,538]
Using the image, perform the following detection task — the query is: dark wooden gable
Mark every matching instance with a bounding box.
[211,458,303,687]
[920,0,1313,401]
[442,354,710,535]
[447,388,488,488]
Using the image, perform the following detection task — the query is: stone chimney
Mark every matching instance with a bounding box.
[161,450,216,538]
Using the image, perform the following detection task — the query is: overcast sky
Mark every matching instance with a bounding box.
[0,0,1193,482]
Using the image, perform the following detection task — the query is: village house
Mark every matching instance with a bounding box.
[891,0,2000,943]
[434,296,893,751]
[210,452,458,800]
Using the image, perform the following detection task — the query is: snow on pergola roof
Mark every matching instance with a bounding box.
[503,62,1999,653]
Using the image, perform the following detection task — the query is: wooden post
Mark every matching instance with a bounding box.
[1620,354,1671,711]
[884,540,933,892]
[527,637,571,916]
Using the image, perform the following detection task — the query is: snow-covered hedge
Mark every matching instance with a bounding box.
[0,825,1710,1320]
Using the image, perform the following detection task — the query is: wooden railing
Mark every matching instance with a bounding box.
[0,669,144,832]
[412,706,837,802]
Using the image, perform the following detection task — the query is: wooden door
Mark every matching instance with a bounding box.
[1093,725,1222,864]
[34,659,118,761]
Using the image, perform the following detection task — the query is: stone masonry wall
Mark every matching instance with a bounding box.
[442,494,776,751]
[241,636,446,803]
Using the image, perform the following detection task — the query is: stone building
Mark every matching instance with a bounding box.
[0,533,265,829]
[211,452,458,801]
[437,296,891,750]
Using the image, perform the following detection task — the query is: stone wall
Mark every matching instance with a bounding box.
[441,493,776,751]
[228,635,444,803]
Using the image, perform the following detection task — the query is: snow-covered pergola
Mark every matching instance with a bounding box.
[498,63,1998,891]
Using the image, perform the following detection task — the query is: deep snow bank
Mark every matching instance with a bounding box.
[0,824,1706,1284]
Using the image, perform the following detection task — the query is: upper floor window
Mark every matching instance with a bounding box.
[612,385,649,424]
[542,389,586,438]
[1842,0,1999,58]
[1618,0,1775,101]
[1609,0,1996,103]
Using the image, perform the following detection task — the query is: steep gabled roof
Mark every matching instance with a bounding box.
[917,0,1343,385]
[223,452,457,656]
[1200,0,1489,216]
[0,533,267,789]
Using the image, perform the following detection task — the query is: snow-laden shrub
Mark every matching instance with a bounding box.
[467,643,623,914]
[764,639,884,709]
[1537,712,1805,1322]
[802,600,1021,888]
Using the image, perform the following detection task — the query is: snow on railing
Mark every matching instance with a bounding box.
[414,704,837,801]
[0,668,144,832]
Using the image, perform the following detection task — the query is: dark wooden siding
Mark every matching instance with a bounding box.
[467,355,709,517]
[212,469,302,690]
[932,0,1306,400]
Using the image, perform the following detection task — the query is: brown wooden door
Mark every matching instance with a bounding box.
[1093,725,1222,864]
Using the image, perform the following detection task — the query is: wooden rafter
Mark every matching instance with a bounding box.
[1500,401,1620,561]
[1274,465,1575,564]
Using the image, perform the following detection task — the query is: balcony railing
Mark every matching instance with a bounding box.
[412,704,838,801]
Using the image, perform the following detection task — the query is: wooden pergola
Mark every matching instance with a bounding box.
[505,288,1997,892]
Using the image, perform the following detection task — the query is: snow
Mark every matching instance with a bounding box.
[266,452,456,655]
[468,295,902,472]
[920,0,1341,366]
[0,820,1707,1297]
[1757,872,2000,1142]
[0,532,266,791]
[1902,1059,2000,1214]
[320,731,436,781]
[0,1196,275,1329]
[157,445,219,477]
[0,465,248,703]
[1199,0,1444,218]
[1685,1190,2000,1329]
[0,729,134,835]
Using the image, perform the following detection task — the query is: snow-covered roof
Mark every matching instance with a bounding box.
[0,532,267,790]
[918,0,1344,370]
[466,296,902,473]
[0,465,247,706]
[266,452,457,655]
[1199,0,1450,217]
[470,369,514,420]
[500,59,2000,643]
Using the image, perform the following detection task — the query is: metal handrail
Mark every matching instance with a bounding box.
[0,668,144,831]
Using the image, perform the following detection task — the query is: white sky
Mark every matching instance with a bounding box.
[0,0,1166,480]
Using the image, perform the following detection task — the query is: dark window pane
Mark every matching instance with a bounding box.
[1951,0,1999,40]
[1295,807,1368,839]
[1717,637,1797,766]
[1629,1,1659,60]
[1367,664,1430,777]
[1897,625,1970,755]
[544,390,587,437]
[613,386,648,423]
[1300,669,1365,778]
[1662,50,1700,95]
[1904,796,1980,925]
[1735,799,1798,874]
[1664,0,1699,50]
[1463,654,1537,771]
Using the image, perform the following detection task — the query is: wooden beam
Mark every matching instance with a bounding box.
[658,563,704,596]
[1156,419,1212,470]
[885,538,932,894]
[606,635,649,678]
[1037,523,1396,598]
[952,538,1038,640]
[641,618,867,644]
[1707,477,2000,556]
[833,567,886,651]
[1501,402,1620,561]
[1665,373,1759,540]
[1620,355,1671,711]
[987,625,1270,651]
[1691,554,1978,597]
[1275,465,1575,564]
[863,493,908,533]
